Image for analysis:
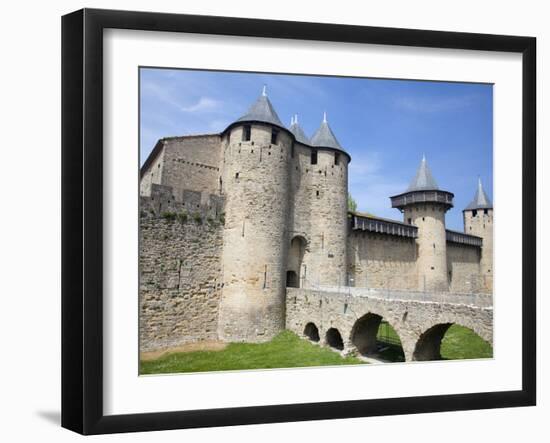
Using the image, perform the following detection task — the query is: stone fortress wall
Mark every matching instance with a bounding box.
[347,230,418,290]
[139,185,224,352]
[138,88,493,351]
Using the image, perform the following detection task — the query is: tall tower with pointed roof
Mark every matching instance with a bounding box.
[217,87,294,342]
[463,178,493,291]
[304,112,349,286]
[390,156,454,291]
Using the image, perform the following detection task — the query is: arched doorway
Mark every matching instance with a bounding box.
[304,322,320,342]
[326,328,344,351]
[413,323,493,361]
[351,313,405,362]
[287,236,306,288]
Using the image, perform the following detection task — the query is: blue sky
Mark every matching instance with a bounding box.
[140,68,493,231]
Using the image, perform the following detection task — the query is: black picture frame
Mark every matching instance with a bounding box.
[61,8,536,435]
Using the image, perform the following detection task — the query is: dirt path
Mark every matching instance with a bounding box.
[140,341,227,361]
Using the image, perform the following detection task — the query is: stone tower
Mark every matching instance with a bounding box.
[306,112,349,287]
[217,87,293,342]
[463,178,493,291]
[390,155,454,291]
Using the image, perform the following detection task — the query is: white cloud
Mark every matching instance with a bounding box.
[142,80,224,114]
[181,97,222,113]
[393,94,478,113]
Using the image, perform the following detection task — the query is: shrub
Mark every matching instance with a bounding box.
[161,211,176,221]
[193,212,202,224]
[177,211,188,224]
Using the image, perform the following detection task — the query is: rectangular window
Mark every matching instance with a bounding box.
[484,209,488,215]
[242,125,251,141]
[407,218,412,224]
[334,153,340,165]
[271,128,279,145]
[311,149,318,165]
[472,209,478,217]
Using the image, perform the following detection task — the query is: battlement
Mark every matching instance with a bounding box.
[140,184,225,222]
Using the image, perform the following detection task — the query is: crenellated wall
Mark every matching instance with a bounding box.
[139,195,224,353]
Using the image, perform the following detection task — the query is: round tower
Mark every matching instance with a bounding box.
[390,155,454,292]
[217,87,293,342]
[306,112,350,287]
[463,178,493,291]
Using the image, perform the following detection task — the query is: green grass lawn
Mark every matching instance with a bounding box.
[440,324,493,360]
[140,330,364,375]
[141,324,493,375]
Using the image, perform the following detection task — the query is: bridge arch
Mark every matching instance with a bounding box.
[326,328,344,351]
[351,313,405,361]
[303,322,320,342]
[413,322,493,361]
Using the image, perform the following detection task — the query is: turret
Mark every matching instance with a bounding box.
[217,86,293,342]
[463,178,493,291]
[289,114,310,145]
[304,112,349,287]
[390,155,454,291]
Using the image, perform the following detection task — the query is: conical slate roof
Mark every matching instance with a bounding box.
[311,112,343,149]
[465,178,493,210]
[235,86,284,127]
[406,155,439,192]
[289,114,310,145]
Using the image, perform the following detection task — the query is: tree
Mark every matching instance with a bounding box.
[347,193,357,212]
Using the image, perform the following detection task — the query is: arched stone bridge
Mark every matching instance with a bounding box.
[285,287,493,361]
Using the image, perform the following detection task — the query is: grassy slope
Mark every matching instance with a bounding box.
[440,324,493,360]
[141,324,493,374]
[140,330,364,375]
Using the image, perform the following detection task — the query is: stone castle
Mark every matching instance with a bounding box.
[139,87,493,355]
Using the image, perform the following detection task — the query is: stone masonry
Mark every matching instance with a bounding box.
[139,87,494,353]
[285,287,493,361]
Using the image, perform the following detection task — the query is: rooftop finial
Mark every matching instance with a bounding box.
[422,153,426,162]
[294,114,299,124]
[478,176,483,188]
[290,115,294,125]
[262,84,267,96]
[323,111,327,123]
